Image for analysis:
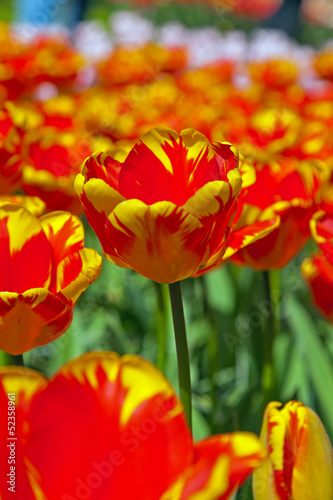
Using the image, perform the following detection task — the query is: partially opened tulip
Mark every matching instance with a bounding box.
[230,158,327,270]
[0,352,265,500]
[301,211,333,321]
[75,127,242,284]
[0,204,102,354]
[253,401,333,500]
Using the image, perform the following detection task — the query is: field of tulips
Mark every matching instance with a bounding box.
[0,3,333,499]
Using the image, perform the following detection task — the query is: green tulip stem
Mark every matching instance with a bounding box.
[262,270,280,405]
[154,282,169,374]
[168,281,192,431]
[0,352,24,367]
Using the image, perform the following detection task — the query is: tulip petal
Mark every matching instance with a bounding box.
[104,200,210,283]
[58,248,102,304]
[0,289,73,354]
[224,217,280,260]
[39,211,85,293]
[0,204,52,293]
[0,367,48,500]
[292,406,333,499]
[163,433,266,500]
[301,252,333,321]
[24,352,191,500]
[118,128,222,206]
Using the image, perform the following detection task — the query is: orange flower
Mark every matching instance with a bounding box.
[314,50,333,81]
[0,204,102,354]
[253,401,333,500]
[0,352,265,500]
[75,127,242,283]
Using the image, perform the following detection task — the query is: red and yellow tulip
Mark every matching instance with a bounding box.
[253,401,333,500]
[301,211,333,321]
[230,158,327,270]
[22,129,92,214]
[75,127,242,283]
[0,352,265,500]
[0,204,102,354]
[0,108,22,195]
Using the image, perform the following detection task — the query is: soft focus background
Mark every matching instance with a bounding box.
[2,1,333,497]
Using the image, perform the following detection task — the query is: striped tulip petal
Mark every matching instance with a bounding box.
[0,352,265,500]
[0,195,45,216]
[253,401,333,500]
[301,252,333,322]
[0,204,52,293]
[162,433,266,500]
[0,290,73,354]
[310,211,333,265]
[105,200,210,283]
[0,366,48,499]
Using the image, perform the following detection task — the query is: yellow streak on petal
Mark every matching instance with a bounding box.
[0,366,48,401]
[231,432,267,461]
[39,211,84,254]
[180,128,215,166]
[227,169,242,198]
[108,200,209,283]
[22,165,75,191]
[119,354,179,427]
[183,181,230,219]
[224,217,280,260]
[25,457,49,500]
[186,456,230,500]
[56,351,121,388]
[83,178,125,216]
[74,172,85,197]
[300,256,318,281]
[292,406,333,500]
[0,204,44,256]
[60,248,102,302]
[253,402,282,500]
[0,196,45,216]
[160,475,186,500]
[309,211,326,245]
[140,127,179,174]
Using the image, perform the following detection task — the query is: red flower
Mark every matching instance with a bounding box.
[230,158,327,269]
[76,127,242,283]
[0,352,265,500]
[0,204,102,354]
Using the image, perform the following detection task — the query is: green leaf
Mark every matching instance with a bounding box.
[285,295,333,435]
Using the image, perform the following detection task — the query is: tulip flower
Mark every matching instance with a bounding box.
[0,195,45,216]
[22,129,92,213]
[253,401,333,500]
[75,127,242,283]
[0,204,102,354]
[0,108,22,195]
[301,211,333,321]
[0,352,265,500]
[230,158,327,270]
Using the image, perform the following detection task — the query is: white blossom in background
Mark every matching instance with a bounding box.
[185,27,225,66]
[33,82,59,101]
[109,11,155,47]
[74,21,113,61]
[157,22,190,47]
